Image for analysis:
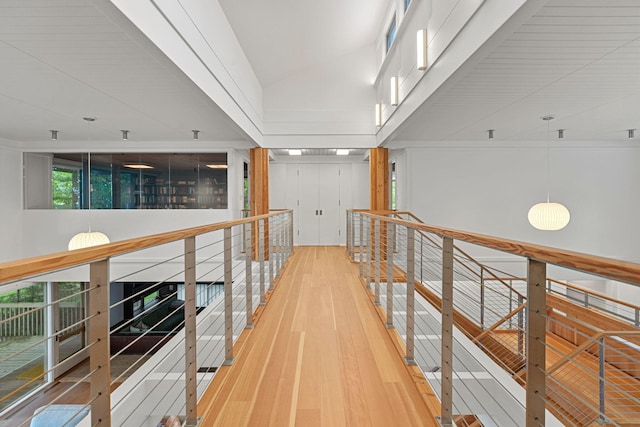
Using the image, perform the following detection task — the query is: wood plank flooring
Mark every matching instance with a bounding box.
[198,246,438,427]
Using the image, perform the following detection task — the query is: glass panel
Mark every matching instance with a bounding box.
[90,153,113,209]
[243,162,249,211]
[29,153,229,210]
[386,16,397,52]
[0,283,47,412]
[57,283,85,362]
[391,161,397,210]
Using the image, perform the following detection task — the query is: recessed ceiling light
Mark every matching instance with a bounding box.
[206,164,228,169]
[123,163,154,169]
[289,149,302,156]
[336,149,349,156]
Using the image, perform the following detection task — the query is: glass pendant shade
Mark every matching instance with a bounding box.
[68,231,111,250]
[527,202,570,231]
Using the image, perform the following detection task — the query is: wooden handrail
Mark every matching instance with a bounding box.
[0,210,292,285]
[548,278,640,312]
[546,330,640,375]
[359,211,640,286]
[386,211,526,300]
[483,276,640,313]
[474,303,527,342]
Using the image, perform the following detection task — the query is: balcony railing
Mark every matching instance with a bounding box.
[347,209,640,427]
[0,210,293,426]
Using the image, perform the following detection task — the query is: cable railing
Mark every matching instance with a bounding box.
[0,210,293,427]
[347,209,640,427]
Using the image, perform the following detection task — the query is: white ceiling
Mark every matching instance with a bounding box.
[0,0,247,145]
[392,0,640,142]
[1,0,638,148]
[218,0,388,87]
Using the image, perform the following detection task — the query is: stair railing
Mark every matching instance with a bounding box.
[348,209,640,427]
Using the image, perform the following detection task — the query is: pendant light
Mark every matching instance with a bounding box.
[527,115,570,231]
[68,118,111,250]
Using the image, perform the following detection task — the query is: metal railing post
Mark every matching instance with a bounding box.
[269,217,275,290]
[89,259,110,426]
[386,221,395,328]
[405,227,416,365]
[278,215,283,276]
[518,295,525,357]
[259,218,266,306]
[526,258,547,427]
[245,223,254,329]
[374,218,381,305]
[289,211,294,256]
[636,308,639,327]
[480,266,485,329]
[359,214,364,278]
[599,336,606,424]
[184,237,198,426]
[585,291,590,308]
[366,216,372,290]
[441,236,454,426]
[346,211,351,258]
[223,227,235,365]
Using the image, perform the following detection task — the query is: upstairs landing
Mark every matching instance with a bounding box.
[198,246,438,426]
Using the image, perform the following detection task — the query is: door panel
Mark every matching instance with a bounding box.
[318,164,340,246]
[338,164,352,246]
[298,165,319,245]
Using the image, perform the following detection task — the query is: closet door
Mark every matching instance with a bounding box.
[297,164,320,245]
[317,164,340,245]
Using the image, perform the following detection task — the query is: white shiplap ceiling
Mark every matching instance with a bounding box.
[392,0,640,142]
[1,0,638,148]
[0,0,248,145]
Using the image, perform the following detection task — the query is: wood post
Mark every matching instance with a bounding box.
[369,148,389,211]
[370,148,389,268]
[441,237,454,426]
[250,148,269,260]
[526,259,547,426]
[184,237,198,426]
[89,259,110,426]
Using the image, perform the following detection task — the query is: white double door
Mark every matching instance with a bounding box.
[284,163,352,246]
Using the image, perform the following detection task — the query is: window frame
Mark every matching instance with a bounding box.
[386,14,397,52]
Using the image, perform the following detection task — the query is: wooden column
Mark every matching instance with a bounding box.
[370,148,389,267]
[369,148,389,211]
[250,148,269,259]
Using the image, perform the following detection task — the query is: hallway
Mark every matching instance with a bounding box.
[198,246,438,426]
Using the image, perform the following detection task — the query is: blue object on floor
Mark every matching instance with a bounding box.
[30,404,90,427]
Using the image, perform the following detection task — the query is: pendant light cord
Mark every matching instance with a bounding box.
[542,115,554,203]
[546,117,550,203]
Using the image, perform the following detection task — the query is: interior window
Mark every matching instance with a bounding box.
[386,15,397,52]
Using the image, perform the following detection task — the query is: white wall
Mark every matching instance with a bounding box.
[403,141,640,273]
[0,145,23,262]
[262,44,377,148]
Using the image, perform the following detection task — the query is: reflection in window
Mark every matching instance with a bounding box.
[386,15,397,52]
[33,153,229,209]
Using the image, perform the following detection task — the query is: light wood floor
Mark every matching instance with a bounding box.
[198,246,438,427]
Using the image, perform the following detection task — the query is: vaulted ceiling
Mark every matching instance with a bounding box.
[0,0,638,147]
[0,0,248,145]
[392,0,640,142]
